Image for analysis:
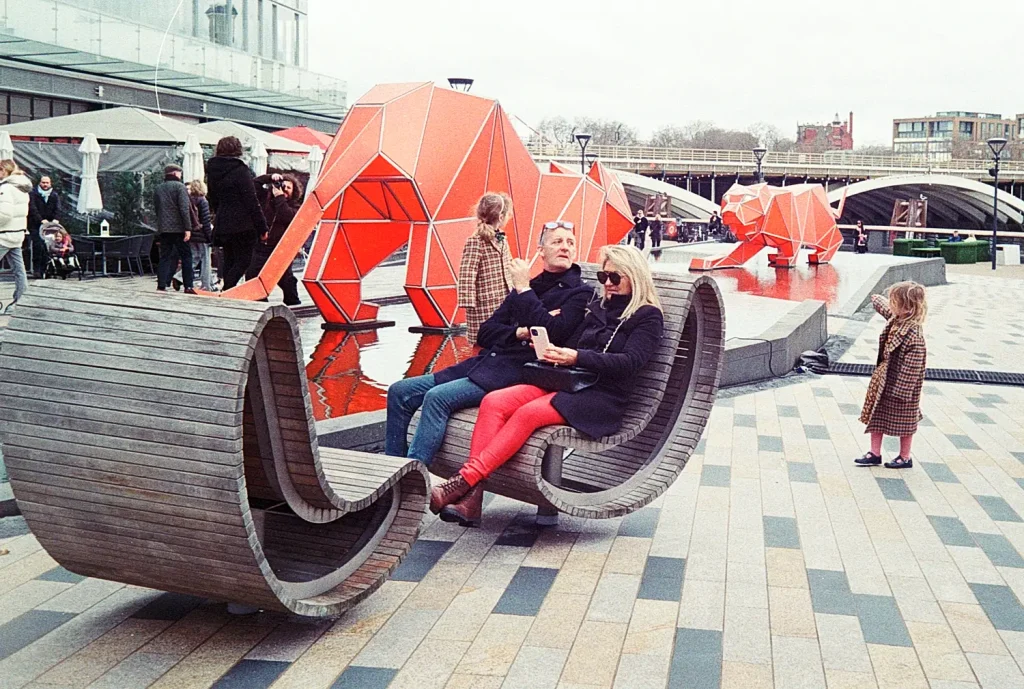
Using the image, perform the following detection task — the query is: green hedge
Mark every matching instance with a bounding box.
[938,241,977,264]
[893,238,927,256]
[968,240,991,263]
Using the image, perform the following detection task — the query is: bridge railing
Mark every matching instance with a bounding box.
[525,142,1024,175]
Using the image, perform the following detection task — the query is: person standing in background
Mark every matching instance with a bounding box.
[246,172,303,305]
[207,136,268,290]
[28,175,61,278]
[855,220,869,254]
[650,213,663,250]
[457,192,514,345]
[633,210,648,250]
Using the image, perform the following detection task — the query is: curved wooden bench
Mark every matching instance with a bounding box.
[424,270,724,519]
[0,282,429,617]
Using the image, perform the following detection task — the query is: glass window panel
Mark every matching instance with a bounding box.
[10,95,31,118]
[32,98,52,119]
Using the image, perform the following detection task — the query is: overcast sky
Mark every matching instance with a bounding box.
[309,0,1024,147]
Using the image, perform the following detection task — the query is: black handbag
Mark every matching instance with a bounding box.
[522,361,598,393]
[520,313,626,393]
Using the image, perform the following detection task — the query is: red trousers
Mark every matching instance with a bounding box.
[459,385,566,486]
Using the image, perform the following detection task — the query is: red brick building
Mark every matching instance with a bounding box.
[797,112,854,153]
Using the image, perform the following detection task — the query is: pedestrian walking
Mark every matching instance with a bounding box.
[633,211,648,250]
[154,164,195,293]
[245,172,303,305]
[708,210,722,238]
[0,160,32,312]
[650,213,663,249]
[207,136,268,290]
[855,282,928,470]
[28,174,61,277]
[457,192,513,345]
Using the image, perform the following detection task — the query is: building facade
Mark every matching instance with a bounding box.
[892,111,1017,162]
[796,113,854,153]
[0,0,346,131]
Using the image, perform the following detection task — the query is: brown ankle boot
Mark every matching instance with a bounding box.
[430,474,472,514]
[440,485,483,527]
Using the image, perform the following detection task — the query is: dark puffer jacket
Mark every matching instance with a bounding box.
[206,156,268,240]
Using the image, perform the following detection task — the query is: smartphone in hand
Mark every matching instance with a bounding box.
[530,326,551,360]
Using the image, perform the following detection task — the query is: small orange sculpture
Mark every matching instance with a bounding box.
[218,82,632,329]
[691,183,847,270]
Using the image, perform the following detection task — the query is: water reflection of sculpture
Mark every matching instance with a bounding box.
[214,82,632,329]
[726,263,842,307]
[691,183,846,271]
[306,331,475,421]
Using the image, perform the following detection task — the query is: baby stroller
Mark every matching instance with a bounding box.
[40,221,81,280]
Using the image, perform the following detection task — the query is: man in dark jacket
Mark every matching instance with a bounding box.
[27,175,60,277]
[385,222,592,465]
[154,164,194,293]
[207,136,268,290]
[246,172,302,305]
[708,210,722,238]
[632,211,648,250]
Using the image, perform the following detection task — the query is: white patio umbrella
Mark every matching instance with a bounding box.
[0,131,14,161]
[249,139,268,176]
[305,145,324,198]
[182,132,205,183]
[76,134,104,222]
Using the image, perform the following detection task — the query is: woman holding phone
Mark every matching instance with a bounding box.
[431,244,664,526]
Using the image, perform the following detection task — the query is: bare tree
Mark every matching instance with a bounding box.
[649,125,689,148]
[748,122,786,150]
[533,116,639,146]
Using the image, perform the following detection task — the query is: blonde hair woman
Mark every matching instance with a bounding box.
[432,244,665,526]
[457,192,514,344]
[0,160,33,313]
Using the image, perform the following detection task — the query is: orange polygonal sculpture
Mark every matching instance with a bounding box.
[691,183,847,271]
[219,82,633,329]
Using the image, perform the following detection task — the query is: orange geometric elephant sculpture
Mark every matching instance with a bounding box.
[691,183,846,271]
[217,82,633,329]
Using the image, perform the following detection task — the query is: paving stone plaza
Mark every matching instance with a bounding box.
[2,264,1024,689]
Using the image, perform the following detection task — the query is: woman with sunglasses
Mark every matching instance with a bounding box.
[431,244,664,526]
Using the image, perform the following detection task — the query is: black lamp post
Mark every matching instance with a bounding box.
[575,132,592,174]
[752,147,767,183]
[447,78,474,92]
[987,137,1008,270]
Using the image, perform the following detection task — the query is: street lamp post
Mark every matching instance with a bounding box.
[752,147,767,183]
[575,132,592,175]
[987,137,1008,271]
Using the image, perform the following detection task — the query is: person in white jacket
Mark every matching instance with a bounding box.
[0,159,32,313]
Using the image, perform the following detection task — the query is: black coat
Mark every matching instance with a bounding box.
[153,179,192,234]
[650,219,663,238]
[552,295,664,439]
[28,190,60,230]
[190,194,213,244]
[206,156,268,239]
[434,264,591,391]
[254,175,298,247]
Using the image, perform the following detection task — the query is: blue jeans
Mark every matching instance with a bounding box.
[385,374,486,465]
[0,246,29,305]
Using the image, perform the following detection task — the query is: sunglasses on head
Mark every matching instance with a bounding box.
[543,220,575,231]
[596,271,623,286]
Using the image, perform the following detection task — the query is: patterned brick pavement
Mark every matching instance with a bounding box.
[3,271,1024,688]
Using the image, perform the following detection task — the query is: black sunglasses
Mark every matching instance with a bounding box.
[596,271,623,286]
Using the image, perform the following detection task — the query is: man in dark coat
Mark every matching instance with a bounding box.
[708,210,722,238]
[385,223,592,465]
[27,175,60,277]
[206,136,268,290]
[632,211,648,250]
[154,164,194,293]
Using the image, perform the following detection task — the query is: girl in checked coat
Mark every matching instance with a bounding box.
[457,192,514,345]
[855,281,928,469]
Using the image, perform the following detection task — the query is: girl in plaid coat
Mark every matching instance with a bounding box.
[855,281,928,469]
[458,193,514,344]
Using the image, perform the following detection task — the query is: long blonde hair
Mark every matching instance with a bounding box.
[0,159,21,179]
[599,244,661,320]
[473,192,512,241]
[188,179,208,196]
[888,281,927,325]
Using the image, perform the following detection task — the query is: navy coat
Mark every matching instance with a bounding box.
[552,294,665,439]
[434,264,591,392]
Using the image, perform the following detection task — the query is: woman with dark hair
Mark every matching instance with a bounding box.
[206,136,268,289]
[245,172,304,305]
[855,220,869,254]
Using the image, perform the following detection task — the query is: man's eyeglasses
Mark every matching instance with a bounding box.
[543,221,575,231]
[596,271,623,286]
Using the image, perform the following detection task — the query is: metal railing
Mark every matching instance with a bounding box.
[525,142,1024,175]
